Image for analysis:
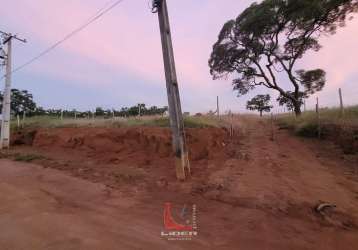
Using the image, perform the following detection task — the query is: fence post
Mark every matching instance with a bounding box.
[339,88,344,117]
[270,113,274,141]
[229,111,234,138]
[316,97,321,139]
[17,115,20,128]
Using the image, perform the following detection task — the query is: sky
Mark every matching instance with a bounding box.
[0,0,357,114]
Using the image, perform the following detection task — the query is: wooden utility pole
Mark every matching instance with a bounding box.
[0,31,26,149]
[339,88,344,117]
[152,0,190,180]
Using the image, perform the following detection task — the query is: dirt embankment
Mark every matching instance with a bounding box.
[322,124,358,154]
[277,118,358,155]
[3,119,358,249]
[13,127,231,161]
[10,126,238,191]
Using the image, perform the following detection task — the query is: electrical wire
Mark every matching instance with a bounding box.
[85,0,121,23]
[1,0,125,80]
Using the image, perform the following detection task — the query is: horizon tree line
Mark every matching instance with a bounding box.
[0,89,168,119]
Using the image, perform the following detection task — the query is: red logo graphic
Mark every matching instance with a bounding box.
[163,202,193,231]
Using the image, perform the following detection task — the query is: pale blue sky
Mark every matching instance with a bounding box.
[1,0,357,113]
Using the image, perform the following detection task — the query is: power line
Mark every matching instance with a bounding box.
[85,0,121,23]
[0,0,125,80]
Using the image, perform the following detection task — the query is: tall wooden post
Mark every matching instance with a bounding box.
[339,88,344,117]
[154,0,190,180]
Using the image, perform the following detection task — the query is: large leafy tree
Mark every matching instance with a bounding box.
[247,94,273,116]
[0,89,37,116]
[209,0,358,116]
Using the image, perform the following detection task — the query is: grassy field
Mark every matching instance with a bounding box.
[11,115,227,130]
[277,106,358,134]
[276,105,358,153]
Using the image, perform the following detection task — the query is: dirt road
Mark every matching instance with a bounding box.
[1,118,358,249]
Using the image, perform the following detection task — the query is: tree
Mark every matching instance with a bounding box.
[209,0,358,116]
[247,94,273,116]
[95,107,105,116]
[276,91,306,111]
[0,89,37,116]
[33,106,47,116]
[0,88,171,119]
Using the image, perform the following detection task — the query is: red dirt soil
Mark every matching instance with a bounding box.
[10,126,234,190]
[1,118,358,250]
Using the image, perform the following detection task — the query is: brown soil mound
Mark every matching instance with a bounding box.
[14,127,231,162]
[4,118,358,249]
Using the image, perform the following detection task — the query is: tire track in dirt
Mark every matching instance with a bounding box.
[188,117,358,249]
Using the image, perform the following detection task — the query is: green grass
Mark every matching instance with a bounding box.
[277,106,358,135]
[11,115,225,130]
[277,105,358,154]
